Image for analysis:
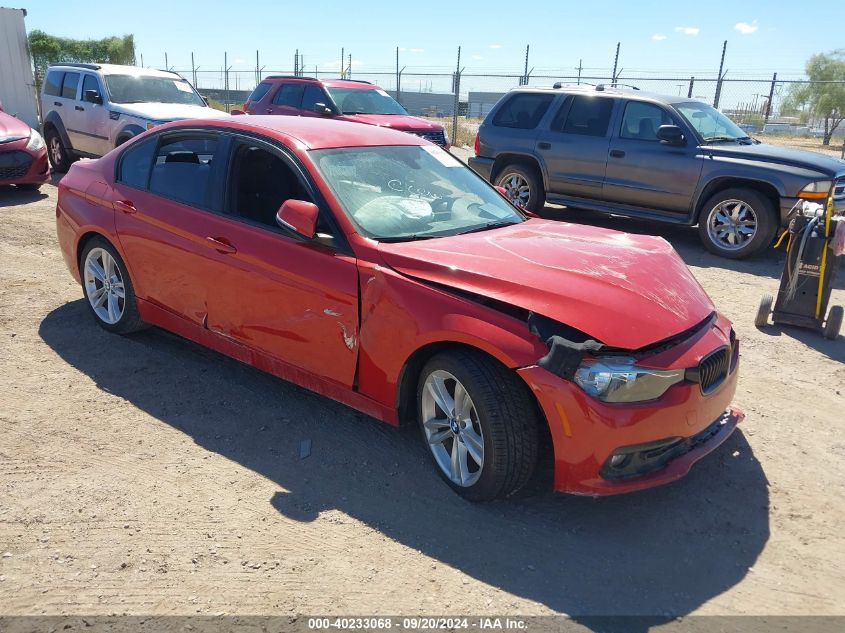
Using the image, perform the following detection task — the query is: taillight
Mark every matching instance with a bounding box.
[473,132,480,156]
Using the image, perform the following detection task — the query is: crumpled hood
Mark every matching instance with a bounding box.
[377,219,715,349]
[0,111,32,142]
[707,141,845,176]
[111,102,230,122]
[335,113,443,133]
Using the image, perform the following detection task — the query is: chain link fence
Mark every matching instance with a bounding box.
[173,55,844,149]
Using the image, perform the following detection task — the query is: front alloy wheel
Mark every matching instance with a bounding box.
[499,172,531,209]
[698,187,777,259]
[422,370,485,487]
[417,350,540,501]
[705,199,758,252]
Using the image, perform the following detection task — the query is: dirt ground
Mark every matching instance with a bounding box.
[1,173,844,620]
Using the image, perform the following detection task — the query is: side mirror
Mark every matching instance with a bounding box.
[84,89,103,105]
[656,124,686,146]
[313,102,334,116]
[276,199,319,239]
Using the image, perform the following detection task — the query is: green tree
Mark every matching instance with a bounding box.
[28,30,135,89]
[782,50,845,145]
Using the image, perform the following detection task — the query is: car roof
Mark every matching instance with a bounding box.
[170,115,429,150]
[262,76,381,91]
[48,63,184,80]
[506,84,692,106]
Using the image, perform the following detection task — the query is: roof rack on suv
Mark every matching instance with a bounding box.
[552,81,595,89]
[330,78,373,84]
[266,75,317,81]
[48,62,101,70]
[595,83,640,91]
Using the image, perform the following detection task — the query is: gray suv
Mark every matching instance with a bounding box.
[469,85,845,258]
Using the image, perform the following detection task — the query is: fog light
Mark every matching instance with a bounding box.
[609,453,630,468]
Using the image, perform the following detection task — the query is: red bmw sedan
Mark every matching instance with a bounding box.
[55,116,743,501]
[0,105,50,189]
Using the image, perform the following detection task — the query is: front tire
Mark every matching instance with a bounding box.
[495,163,545,214]
[698,187,778,259]
[80,237,146,334]
[45,127,74,173]
[417,349,539,501]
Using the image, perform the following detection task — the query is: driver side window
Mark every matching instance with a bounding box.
[226,141,329,234]
[620,102,673,141]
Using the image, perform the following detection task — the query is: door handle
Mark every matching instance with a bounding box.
[537,142,552,150]
[113,200,137,214]
[54,101,62,107]
[265,108,272,114]
[75,105,85,111]
[205,236,237,254]
[609,149,626,158]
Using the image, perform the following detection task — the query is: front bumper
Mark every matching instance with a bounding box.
[467,155,494,181]
[518,317,742,495]
[0,141,50,186]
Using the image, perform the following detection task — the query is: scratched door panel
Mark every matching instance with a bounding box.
[202,214,360,388]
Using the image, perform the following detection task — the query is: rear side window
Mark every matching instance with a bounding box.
[117,138,156,189]
[492,93,554,129]
[272,84,304,107]
[248,82,272,102]
[301,85,328,111]
[620,101,673,140]
[149,135,219,208]
[559,95,614,136]
[61,72,80,99]
[44,70,63,96]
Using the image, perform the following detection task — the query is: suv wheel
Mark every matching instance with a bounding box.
[45,127,74,173]
[495,164,545,214]
[698,187,777,259]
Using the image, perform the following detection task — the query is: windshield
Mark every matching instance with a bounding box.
[311,145,524,241]
[325,87,407,115]
[674,102,748,142]
[104,75,206,106]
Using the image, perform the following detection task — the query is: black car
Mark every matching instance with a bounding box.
[469,85,845,258]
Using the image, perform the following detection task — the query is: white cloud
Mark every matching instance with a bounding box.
[651,34,667,41]
[472,54,484,60]
[489,44,502,49]
[674,26,700,35]
[409,48,424,54]
[735,20,758,34]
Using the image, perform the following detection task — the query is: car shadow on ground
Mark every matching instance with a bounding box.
[39,301,770,622]
[0,184,49,207]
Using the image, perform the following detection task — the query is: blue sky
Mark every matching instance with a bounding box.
[21,0,843,79]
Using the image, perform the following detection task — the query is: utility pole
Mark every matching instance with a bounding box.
[165,52,169,71]
[348,53,352,79]
[341,47,344,78]
[765,72,777,123]
[522,44,529,86]
[577,59,583,85]
[294,49,299,77]
[191,52,196,86]
[452,46,462,145]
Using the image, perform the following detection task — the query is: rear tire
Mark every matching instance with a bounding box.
[80,237,146,335]
[755,294,773,328]
[417,349,539,501]
[824,305,843,340]
[495,163,545,214]
[45,126,74,173]
[698,187,778,259]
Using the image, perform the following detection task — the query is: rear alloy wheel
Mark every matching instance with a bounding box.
[417,350,539,501]
[80,238,146,334]
[496,164,545,214]
[698,188,777,259]
[45,127,74,173]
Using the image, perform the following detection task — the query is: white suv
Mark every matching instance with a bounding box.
[40,63,228,171]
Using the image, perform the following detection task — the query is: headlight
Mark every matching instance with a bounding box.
[26,129,45,151]
[798,181,832,200]
[573,357,684,403]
